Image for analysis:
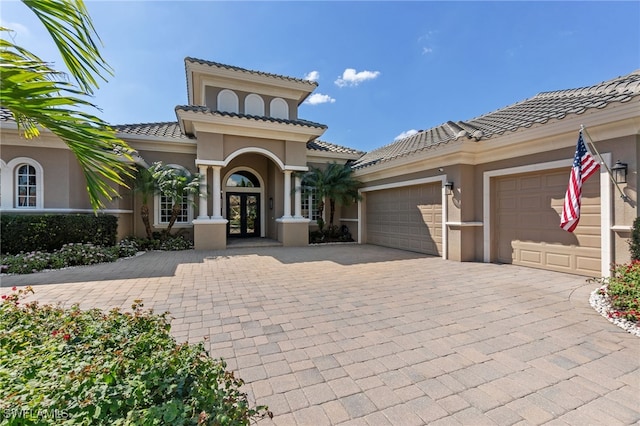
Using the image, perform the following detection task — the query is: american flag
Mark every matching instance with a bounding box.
[560,132,600,232]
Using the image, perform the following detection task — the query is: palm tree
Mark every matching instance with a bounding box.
[133,165,156,239]
[302,162,361,229]
[0,0,135,210]
[150,162,203,236]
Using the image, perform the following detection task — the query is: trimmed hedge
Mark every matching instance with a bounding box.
[0,214,118,255]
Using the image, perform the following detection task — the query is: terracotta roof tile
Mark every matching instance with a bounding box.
[352,70,640,169]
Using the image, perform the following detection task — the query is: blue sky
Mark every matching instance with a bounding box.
[2,1,639,152]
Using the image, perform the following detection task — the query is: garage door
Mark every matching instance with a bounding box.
[494,169,601,276]
[366,184,442,255]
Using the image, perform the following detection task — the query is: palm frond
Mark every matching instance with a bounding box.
[22,0,113,94]
[0,32,134,210]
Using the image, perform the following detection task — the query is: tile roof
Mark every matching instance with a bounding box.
[185,57,318,87]
[113,122,192,139]
[175,105,327,133]
[0,108,14,121]
[352,70,640,169]
[307,139,365,156]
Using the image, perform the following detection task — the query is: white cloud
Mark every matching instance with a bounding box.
[418,31,437,42]
[305,93,336,105]
[304,70,320,81]
[422,47,433,55]
[394,129,419,141]
[0,20,31,40]
[334,68,380,87]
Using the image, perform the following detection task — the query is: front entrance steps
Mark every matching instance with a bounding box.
[226,238,282,248]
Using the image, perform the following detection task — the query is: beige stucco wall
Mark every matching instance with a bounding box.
[196,132,224,161]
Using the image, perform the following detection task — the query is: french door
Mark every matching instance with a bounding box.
[226,192,260,237]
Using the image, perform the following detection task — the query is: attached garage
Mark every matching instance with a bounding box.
[365,183,442,255]
[493,169,601,276]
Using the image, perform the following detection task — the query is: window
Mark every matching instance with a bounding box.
[9,158,43,209]
[217,89,239,113]
[244,94,265,116]
[16,165,37,207]
[153,165,194,227]
[269,98,289,119]
[301,187,320,221]
[226,171,260,188]
[159,194,189,223]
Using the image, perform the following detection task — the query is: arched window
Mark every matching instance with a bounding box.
[244,94,265,116]
[226,170,260,188]
[8,157,43,208]
[269,98,289,119]
[217,89,239,113]
[16,165,37,207]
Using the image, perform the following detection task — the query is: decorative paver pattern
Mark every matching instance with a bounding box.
[2,245,638,425]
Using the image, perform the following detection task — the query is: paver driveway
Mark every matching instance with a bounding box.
[2,244,638,425]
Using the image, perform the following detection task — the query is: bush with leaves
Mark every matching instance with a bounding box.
[1,242,132,275]
[596,260,640,322]
[0,287,271,425]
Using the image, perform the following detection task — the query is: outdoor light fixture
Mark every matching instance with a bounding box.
[444,181,454,195]
[611,160,628,184]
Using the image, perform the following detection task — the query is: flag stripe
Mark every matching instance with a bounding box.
[560,132,600,232]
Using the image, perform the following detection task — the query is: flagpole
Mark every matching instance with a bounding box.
[580,125,629,201]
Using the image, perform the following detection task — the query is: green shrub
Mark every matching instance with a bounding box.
[160,236,193,251]
[630,217,640,261]
[117,238,140,258]
[0,214,118,255]
[597,260,640,322]
[0,287,271,425]
[1,243,129,275]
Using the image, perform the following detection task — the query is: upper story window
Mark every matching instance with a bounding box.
[217,89,239,113]
[270,98,289,120]
[244,94,265,116]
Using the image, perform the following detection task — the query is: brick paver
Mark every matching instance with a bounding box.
[2,244,638,425]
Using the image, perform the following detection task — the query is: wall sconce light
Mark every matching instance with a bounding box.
[269,197,273,210]
[611,160,628,184]
[444,181,454,195]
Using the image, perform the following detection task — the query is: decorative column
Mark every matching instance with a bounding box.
[294,174,303,218]
[283,170,292,218]
[197,165,209,219]
[212,166,222,219]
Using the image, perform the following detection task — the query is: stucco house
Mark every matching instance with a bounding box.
[1,58,638,277]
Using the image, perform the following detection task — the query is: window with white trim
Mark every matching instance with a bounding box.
[269,98,289,119]
[301,187,320,221]
[244,94,265,116]
[218,89,239,113]
[159,194,189,223]
[153,165,194,227]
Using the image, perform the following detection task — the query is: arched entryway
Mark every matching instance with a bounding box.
[223,168,265,238]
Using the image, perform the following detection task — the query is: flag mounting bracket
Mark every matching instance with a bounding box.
[581,125,631,202]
